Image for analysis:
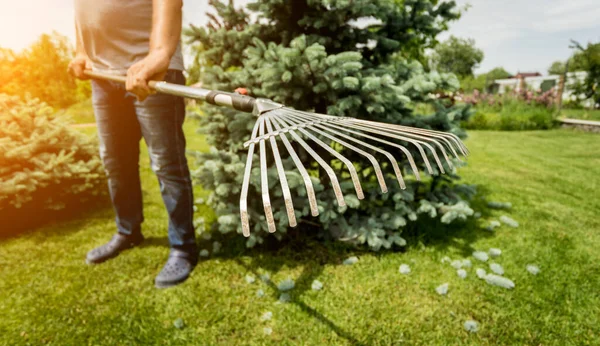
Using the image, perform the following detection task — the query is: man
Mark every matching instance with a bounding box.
[68,0,197,289]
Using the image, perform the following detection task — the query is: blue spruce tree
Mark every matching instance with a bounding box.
[186,0,475,250]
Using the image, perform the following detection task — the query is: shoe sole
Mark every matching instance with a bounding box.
[85,239,143,265]
[85,252,119,265]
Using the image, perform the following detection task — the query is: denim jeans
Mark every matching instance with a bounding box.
[91,70,196,249]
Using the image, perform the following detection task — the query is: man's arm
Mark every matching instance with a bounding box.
[68,20,92,79]
[126,0,183,100]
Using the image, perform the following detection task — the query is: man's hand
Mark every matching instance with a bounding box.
[126,51,170,101]
[68,55,92,80]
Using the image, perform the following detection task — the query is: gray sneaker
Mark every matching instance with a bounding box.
[86,233,144,265]
[155,248,198,289]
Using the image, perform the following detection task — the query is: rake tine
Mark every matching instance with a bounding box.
[269,113,347,207]
[391,124,469,156]
[284,115,412,189]
[314,122,407,189]
[351,121,447,174]
[288,113,421,181]
[275,113,365,200]
[354,119,463,161]
[335,121,440,174]
[368,121,469,156]
[258,118,276,233]
[286,110,439,174]
[283,112,388,193]
[265,116,319,217]
[263,117,297,227]
[367,124,456,167]
[240,119,262,237]
[290,109,468,158]
[287,111,435,175]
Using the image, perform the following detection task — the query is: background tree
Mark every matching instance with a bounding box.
[430,35,483,77]
[547,52,589,75]
[460,67,511,92]
[186,0,475,249]
[0,32,89,109]
[569,41,600,107]
[548,61,566,75]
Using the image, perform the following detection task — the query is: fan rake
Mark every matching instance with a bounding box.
[86,70,469,237]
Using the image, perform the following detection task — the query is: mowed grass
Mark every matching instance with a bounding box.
[56,99,96,124]
[1,122,599,345]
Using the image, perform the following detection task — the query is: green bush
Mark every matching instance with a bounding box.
[0,33,87,110]
[0,94,106,234]
[463,98,556,131]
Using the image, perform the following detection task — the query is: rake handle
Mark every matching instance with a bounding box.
[83,70,256,113]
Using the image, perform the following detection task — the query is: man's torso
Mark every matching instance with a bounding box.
[74,0,184,73]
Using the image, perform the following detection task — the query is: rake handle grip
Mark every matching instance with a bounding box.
[83,70,255,113]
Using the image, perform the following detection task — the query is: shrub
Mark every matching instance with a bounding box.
[0,33,87,110]
[461,90,557,130]
[0,94,106,234]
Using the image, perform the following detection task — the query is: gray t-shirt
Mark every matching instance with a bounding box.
[74,0,184,73]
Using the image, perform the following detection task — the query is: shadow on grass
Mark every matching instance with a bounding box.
[200,226,370,345]
[0,188,158,242]
[236,254,366,346]
[0,196,112,241]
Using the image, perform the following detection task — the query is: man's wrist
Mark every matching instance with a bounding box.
[148,49,171,66]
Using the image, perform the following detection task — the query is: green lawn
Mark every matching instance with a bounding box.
[1,123,599,345]
[56,99,96,124]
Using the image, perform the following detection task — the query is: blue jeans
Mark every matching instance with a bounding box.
[91,70,196,250]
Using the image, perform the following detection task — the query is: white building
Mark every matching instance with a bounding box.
[494,71,588,102]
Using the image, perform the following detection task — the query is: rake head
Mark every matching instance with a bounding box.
[239,99,469,237]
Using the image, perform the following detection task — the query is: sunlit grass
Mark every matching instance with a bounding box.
[0,125,599,345]
[56,99,96,124]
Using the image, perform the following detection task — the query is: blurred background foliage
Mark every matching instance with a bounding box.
[0,32,90,110]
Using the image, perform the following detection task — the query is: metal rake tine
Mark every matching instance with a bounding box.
[240,118,262,237]
[351,121,447,174]
[275,113,365,200]
[287,110,442,174]
[283,112,388,193]
[370,121,469,156]
[293,113,435,175]
[258,118,276,233]
[263,117,297,227]
[353,119,464,160]
[361,121,458,164]
[288,109,424,180]
[292,113,422,181]
[285,111,406,189]
[287,109,468,158]
[265,116,319,217]
[269,113,347,207]
[387,123,469,156]
[283,110,423,179]
[331,120,442,174]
